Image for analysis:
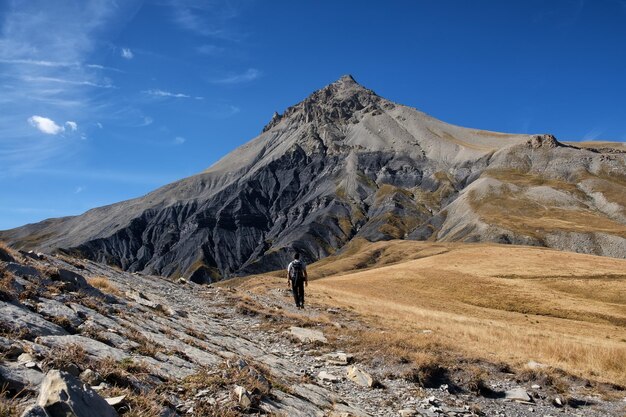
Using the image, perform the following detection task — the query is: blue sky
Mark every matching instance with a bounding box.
[1,0,625,230]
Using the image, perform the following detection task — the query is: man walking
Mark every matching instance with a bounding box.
[287,252,308,309]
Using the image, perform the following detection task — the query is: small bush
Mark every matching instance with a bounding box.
[88,276,122,297]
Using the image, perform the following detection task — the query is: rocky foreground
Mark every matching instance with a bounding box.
[1,246,624,416]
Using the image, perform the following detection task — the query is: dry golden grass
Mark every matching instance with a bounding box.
[290,241,626,386]
[88,276,123,296]
[0,241,18,261]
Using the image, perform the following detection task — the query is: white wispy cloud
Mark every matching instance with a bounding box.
[582,128,604,141]
[164,0,243,41]
[65,121,78,131]
[74,186,84,194]
[143,89,203,100]
[27,115,80,135]
[28,116,64,135]
[0,0,142,173]
[212,68,260,84]
[121,48,134,59]
[174,136,186,145]
[23,75,116,89]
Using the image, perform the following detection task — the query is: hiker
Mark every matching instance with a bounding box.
[287,252,308,309]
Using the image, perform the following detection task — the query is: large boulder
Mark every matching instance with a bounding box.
[37,370,118,417]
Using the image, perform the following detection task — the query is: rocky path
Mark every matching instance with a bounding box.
[1,250,625,416]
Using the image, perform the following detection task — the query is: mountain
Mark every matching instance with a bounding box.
[2,75,625,281]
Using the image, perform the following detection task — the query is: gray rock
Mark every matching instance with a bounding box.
[20,405,49,417]
[5,262,40,278]
[233,385,252,409]
[317,371,340,382]
[37,298,83,328]
[18,352,35,363]
[0,335,25,359]
[55,269,90,292]
[323,352,353,365]
[0,362,44,393]
[0,301,68,337]
[104,395,126,406]
[36,335,127,362]
[37,370,118,417]
[346,365,376,388]
[504,387,531,402]
[124,290,164,311]
[290,326,327,344]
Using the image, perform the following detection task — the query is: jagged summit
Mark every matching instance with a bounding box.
[2,75,625,281]
[263,74,379,131]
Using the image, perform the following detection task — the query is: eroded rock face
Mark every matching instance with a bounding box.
[2,75,625,279]
[37,370,118,417]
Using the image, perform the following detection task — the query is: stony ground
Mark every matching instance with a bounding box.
[1,249,625,416]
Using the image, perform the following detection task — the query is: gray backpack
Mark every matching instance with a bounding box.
[290,260,305,282]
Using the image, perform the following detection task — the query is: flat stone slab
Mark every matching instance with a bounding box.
[289,326,327,344]
[37,298,83,328]
[0,301,68,337]
[504,387,532,402]
[36,335,128,362]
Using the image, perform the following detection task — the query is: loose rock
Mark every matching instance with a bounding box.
[37,370,118,417]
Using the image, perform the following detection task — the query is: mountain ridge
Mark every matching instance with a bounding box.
[2,75,625,281]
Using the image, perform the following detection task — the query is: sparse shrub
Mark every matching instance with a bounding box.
[517,367,571,394]
[96,357,152,389]
[464,366,497,397]
[88,276,122,297]
[174,359,273,414]
[184,326,208,341]
[49,315,75,332]
[0,386,25,417]
[0,241,17,263]
[126,328,163,357]
[100,386,166,416]
[0,271,17,302]
[43,344,88,372]
[79,296,111,315]
[404,362,449,388]
[0,321,29,340]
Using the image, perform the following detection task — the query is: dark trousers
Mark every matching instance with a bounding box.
[291,279,305,307]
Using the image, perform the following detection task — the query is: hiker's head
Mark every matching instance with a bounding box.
[294,252,300,260]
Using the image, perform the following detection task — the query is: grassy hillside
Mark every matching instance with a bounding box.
[242,240,626,386]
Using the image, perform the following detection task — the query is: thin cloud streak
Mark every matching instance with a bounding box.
[212,68,260,84]
[582,127,604,141]
[143,89,203,99]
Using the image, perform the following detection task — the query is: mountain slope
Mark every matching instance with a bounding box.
[2,75,625,280]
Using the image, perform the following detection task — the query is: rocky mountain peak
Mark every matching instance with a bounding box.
[263,75,384,131]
